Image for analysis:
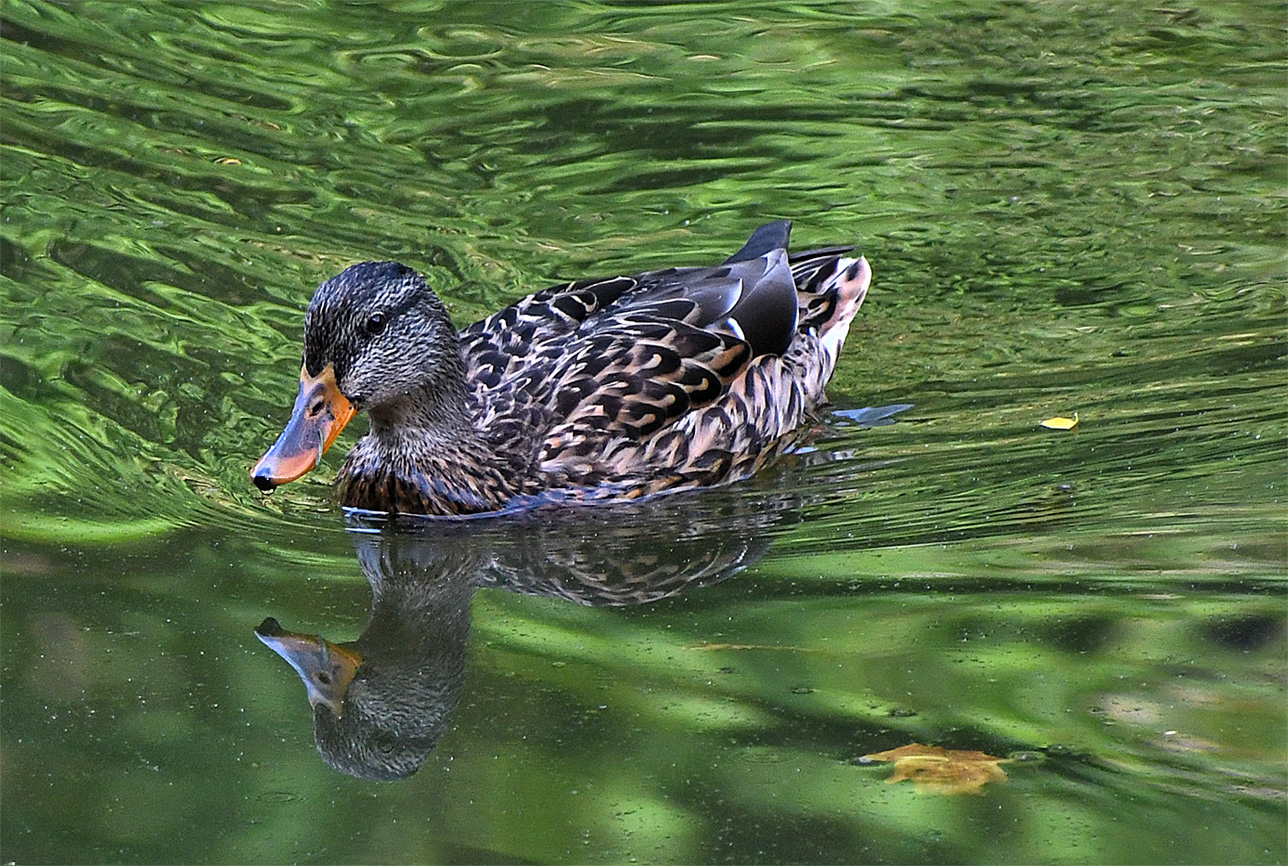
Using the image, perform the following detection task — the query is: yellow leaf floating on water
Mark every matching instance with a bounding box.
[1040,412,1079,430]
[862,743,1010,795]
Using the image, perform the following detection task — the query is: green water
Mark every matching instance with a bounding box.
[2,1,1284,863]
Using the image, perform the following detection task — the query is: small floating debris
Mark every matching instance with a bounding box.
[1040,412,1079,430]
[861,743,1010,795]
[834,403,915,427]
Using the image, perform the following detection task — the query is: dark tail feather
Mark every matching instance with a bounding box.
[723,251,798,357]
[724,220,792,265]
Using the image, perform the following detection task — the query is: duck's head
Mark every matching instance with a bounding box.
[251,262,462,492]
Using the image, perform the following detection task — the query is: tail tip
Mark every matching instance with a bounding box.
[838,255,870,310]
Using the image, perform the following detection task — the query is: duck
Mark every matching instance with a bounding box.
[250,220,870,515]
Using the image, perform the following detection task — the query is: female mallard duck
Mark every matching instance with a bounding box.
[251,220,870,515]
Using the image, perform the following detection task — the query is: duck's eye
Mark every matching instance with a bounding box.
[365,311,387,335]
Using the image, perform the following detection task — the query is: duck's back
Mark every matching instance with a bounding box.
[457,221,869,503]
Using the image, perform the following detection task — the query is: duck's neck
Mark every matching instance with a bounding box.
[367,379,475,455]
[337,383,522,515]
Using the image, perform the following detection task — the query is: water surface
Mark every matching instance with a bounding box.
[2,1,1284,863]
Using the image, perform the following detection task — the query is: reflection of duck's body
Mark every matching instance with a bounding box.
[256,542,477,781]
[251,221,870,515]
[256,495,789,780]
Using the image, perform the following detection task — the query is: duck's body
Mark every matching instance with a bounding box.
[251,221,870,515]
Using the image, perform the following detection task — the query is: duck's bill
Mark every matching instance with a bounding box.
[250,363,355,491]
[255,617,363,716]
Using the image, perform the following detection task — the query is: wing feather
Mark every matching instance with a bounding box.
[455,221,867,495]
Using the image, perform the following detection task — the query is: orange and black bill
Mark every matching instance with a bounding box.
[254,617,363,716]
[250,363,355,491]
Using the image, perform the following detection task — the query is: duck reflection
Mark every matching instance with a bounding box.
[256,489,797,780]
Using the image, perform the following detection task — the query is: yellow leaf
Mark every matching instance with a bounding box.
[1040,412,1079,430]
[862,743,1010,795]
[215,157,242,165]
